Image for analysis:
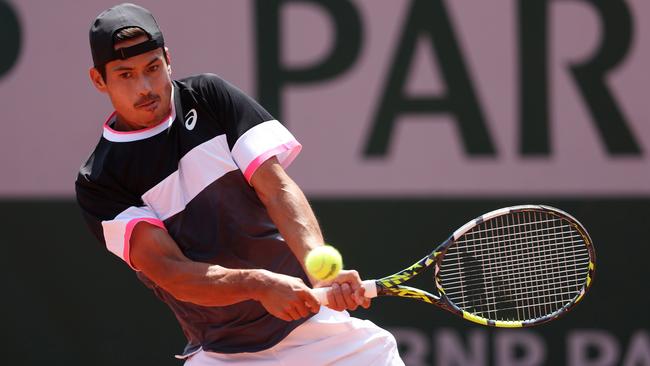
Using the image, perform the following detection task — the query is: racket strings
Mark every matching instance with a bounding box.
[496,212,582,320]
[438,210,590,322]
[449,227,583,248]
[441,267,588,288]
[440,243,589,278]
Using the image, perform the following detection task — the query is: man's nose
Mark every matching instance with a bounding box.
[138,76,153,94]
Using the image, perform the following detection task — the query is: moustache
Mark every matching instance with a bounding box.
[134,94,160,108]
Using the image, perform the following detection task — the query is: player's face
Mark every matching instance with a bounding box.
[92,35,173,129]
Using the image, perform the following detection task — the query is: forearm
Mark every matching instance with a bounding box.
[131,222,269,307]
[264,180,324,262]
[250,159,370,313]
[251,161,325,275]
[254,173,370,311]
[162,261,269,307]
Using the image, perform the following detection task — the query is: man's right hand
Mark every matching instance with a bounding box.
[253,270,321,322]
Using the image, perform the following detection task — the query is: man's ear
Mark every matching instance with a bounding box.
[164,47,172,74]
[89,67,108,93]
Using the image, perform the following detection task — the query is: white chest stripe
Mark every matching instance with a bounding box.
[142,134,238,221]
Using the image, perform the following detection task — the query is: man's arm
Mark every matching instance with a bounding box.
[250,157,371,311]
[129,222,320,321]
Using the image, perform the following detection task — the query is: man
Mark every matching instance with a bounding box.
[76,3,403,365]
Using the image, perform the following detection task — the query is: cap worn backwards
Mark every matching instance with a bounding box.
[89,3,165,67]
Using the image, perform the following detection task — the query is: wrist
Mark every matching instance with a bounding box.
[244,269,271,301]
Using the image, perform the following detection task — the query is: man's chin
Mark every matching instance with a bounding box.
[137,110,168,128]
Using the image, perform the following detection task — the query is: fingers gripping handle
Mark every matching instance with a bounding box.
[312,280,378,305]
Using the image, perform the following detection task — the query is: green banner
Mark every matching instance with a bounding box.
[0,200,647,365]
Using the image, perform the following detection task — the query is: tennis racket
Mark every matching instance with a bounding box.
[313,205,595,328]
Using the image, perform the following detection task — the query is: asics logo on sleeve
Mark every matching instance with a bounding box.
[184,109,198,130]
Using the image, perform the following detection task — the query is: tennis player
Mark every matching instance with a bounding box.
[75,3,403,365]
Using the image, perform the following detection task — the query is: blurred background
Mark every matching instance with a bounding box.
[1,1,649,365]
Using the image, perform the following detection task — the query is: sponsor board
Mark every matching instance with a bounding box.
[390,328,650,366]
[0,0,649,197]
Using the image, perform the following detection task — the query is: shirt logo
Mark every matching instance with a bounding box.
[184,109,198,130]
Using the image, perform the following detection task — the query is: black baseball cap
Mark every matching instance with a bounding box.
[89,3,165,67]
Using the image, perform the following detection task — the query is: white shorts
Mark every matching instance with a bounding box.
[183,307,404,366]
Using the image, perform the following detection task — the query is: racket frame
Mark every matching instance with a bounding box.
[370,205,596,328]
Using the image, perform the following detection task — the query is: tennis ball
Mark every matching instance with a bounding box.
[305,245,343,281]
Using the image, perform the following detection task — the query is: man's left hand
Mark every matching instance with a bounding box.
[315,269,371,311]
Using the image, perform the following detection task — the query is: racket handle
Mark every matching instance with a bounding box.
[312,280,378,306]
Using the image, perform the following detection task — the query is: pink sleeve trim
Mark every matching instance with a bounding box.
[123,218,166,270]
[243,140,302,183]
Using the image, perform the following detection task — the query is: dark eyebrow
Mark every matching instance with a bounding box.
[111,56,161,72]
[146,56,161,67]
[112,65,133,72]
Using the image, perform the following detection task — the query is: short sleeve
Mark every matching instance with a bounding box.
[76,174,166,269]
[193,74,302,183]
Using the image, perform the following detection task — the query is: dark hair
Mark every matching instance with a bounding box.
[97,27,167,81]
[115,26,148,41]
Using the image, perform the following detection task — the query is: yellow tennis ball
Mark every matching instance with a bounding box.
[305,245,343,281]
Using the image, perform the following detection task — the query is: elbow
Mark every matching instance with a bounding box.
[257,180,296,209]
[154,272,194,302]
[256,187,279,208]
[251,164,296,207]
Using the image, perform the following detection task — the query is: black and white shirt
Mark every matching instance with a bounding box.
[76,74,310,356]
